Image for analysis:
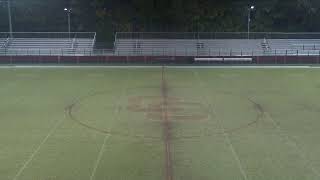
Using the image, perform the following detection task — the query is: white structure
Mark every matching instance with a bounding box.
[0,32,96,56]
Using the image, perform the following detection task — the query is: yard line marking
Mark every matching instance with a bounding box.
[192,70,248,180]
[13,116,64,180]
[89,72,130,180]
[89,134,111,180]
[264,112,320,178]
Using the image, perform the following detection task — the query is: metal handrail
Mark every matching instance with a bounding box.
[1,47,319,57]
[115,32,320,40]
[91,32,96,49]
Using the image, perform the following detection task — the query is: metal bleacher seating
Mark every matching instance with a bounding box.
[2,32,320,57]
[114,39,264,56]
[267,39,320,55]
[114,32,320,57]
[0,38,5,49]
[4,38,95,56]
[0,32,96,56]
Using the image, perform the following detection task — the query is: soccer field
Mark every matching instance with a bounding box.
[1,66,320,180]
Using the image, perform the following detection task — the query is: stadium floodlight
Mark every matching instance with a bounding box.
[247,5,255,39]
[0,0,13,38]
[64,8,72,39]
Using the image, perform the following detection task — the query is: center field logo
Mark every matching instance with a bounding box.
[127,96,209,121]
[65,91,265,140]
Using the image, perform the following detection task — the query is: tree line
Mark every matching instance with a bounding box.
[0,0,320,42]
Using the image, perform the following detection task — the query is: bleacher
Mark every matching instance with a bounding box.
[114,32,320,57]
[0,38,9,55]
[2,32,320,57]
[115,39,264,56]
[267,39,320,55]
[0,38,6,47]
[0,32,96,56]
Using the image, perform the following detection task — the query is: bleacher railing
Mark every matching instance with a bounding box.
[0,32,98,56]
[113,48,320,57]
[0,32,96,39]
[0,48,114,56]
[1,48,320,57]
[2,32,320,56]
[116,32,320,39]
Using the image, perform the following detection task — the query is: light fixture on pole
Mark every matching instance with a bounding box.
[64,8,72,39]
[0,0,13,38]
[247,5,255,39]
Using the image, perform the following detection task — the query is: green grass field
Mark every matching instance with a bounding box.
[1,66,320,180]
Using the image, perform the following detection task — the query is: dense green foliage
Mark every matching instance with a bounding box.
[1,0,320,41]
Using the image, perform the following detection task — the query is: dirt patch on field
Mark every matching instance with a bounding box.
[161,66,173,180]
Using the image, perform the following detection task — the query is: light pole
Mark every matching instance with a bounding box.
[64,8,72,39]
[247,5,255,39]
[0,0,13,38]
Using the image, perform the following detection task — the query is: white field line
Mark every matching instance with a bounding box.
[0,65,320,69]
[89,134,111,180]
[13,116,65,180]
[89,72,130,180]
[192,70,248,180]
[264,112,320,178]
